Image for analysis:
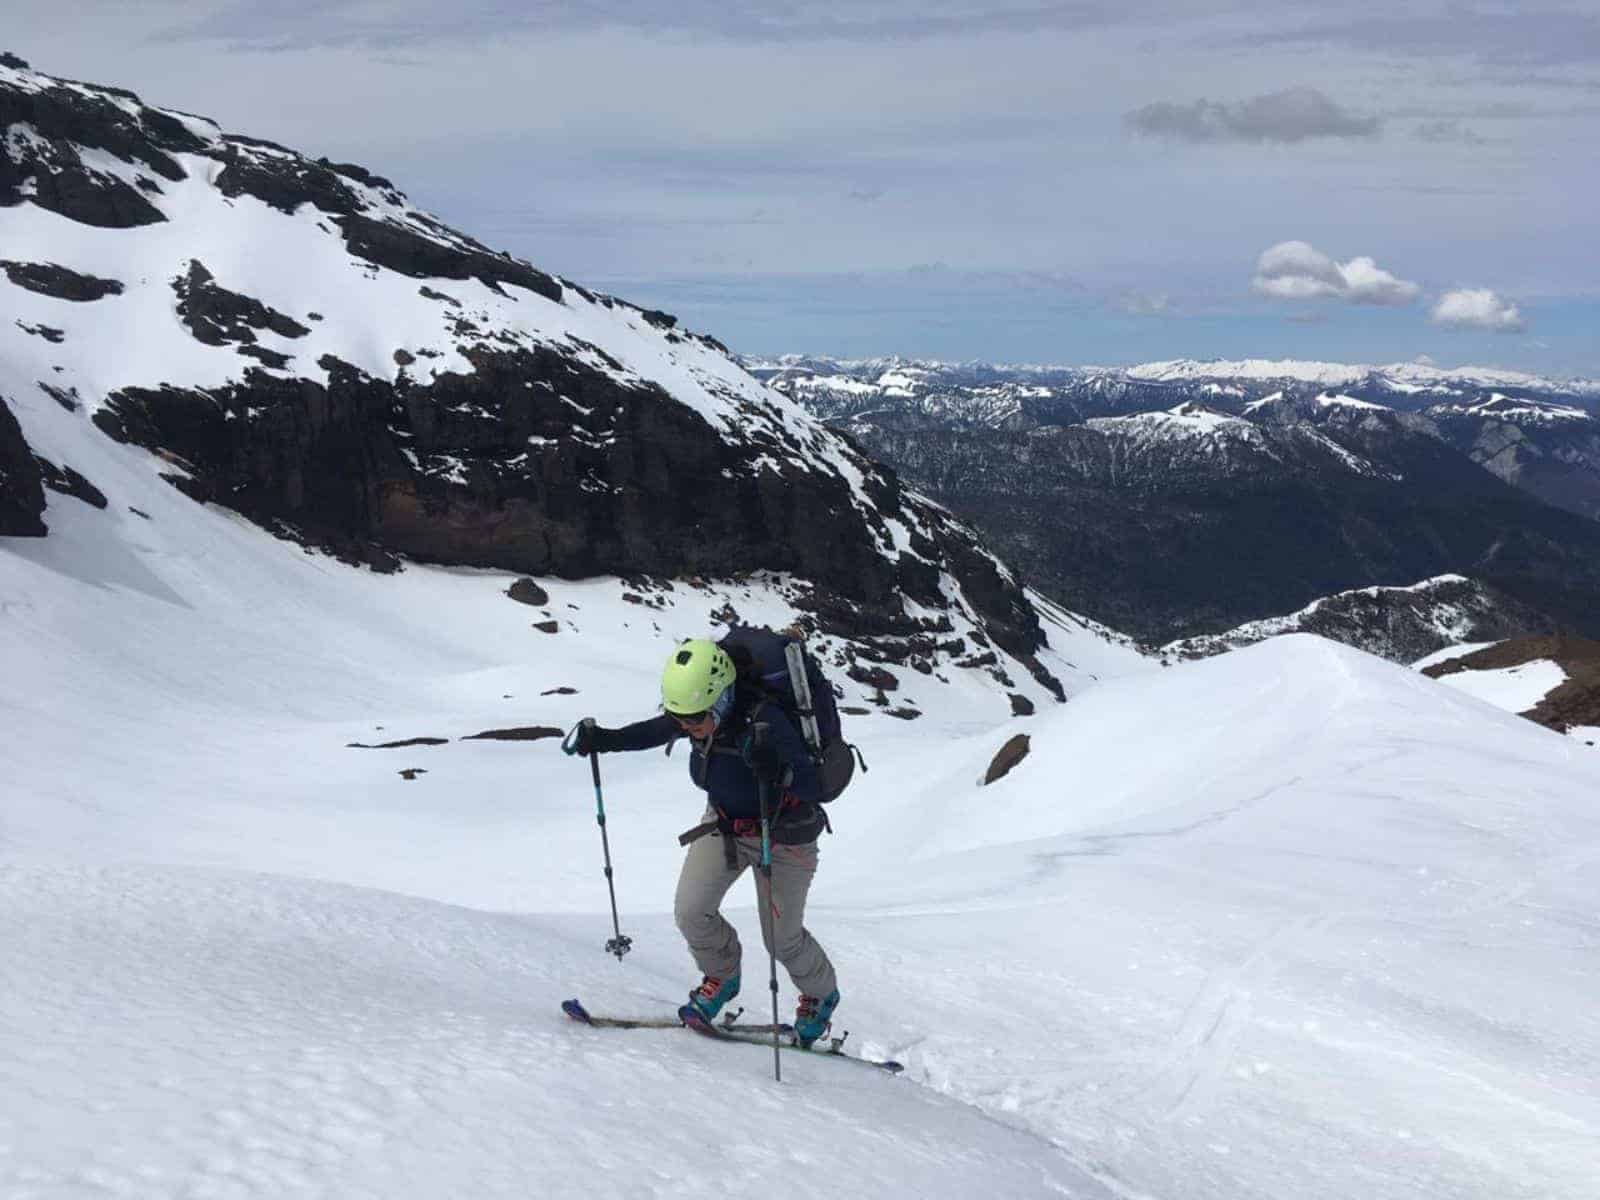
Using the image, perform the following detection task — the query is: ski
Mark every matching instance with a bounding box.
[678,1004,905,1074]
[561,999,904,1074]
[560,998,793,1036]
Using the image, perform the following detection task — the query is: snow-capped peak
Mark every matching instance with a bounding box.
[1317,392,1391,412]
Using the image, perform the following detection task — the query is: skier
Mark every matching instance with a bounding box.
[565,638,841,1047]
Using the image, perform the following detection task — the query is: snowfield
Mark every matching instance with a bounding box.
[6,399,1600,1198]
[1432,659,1568,714]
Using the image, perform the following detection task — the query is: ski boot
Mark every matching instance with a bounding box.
[794,988,840,1048]
[686,973,741,1022]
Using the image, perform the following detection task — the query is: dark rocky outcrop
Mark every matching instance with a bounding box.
[848,664,899,691]
[17,321,65,343]
[89,343,1048,660]
[337,214,563,303]
[39,382,79,412]
[172,260,310,348]
[215,142,364,217]
[0,395,47,536]
[1,260,124,300]
[36,457,108,509]
[0,69,197,227]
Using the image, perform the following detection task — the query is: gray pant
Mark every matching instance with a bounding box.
[673,823,837,999]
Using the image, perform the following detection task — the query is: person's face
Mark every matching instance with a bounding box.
[674,711,716,738]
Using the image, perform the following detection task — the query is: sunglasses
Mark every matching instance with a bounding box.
[672,709,713,726]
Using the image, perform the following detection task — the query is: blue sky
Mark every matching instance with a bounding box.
[12,1,1599,374]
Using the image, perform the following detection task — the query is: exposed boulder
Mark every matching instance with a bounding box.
[984,734,1031,784]
[507,578,551,607]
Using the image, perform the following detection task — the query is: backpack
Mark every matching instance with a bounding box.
[718,625,863,802]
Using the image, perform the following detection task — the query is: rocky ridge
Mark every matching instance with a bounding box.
[1161,575,1556,665]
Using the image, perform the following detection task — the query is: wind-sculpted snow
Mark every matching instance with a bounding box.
[1,862,1113,1200]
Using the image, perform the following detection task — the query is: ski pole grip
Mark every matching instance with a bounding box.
[561,717,596,756]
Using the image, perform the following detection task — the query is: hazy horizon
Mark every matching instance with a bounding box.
[10,1,1597,374]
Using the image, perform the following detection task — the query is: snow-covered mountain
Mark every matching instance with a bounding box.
[749,353,1600,425]
[756,353,1600,642]
[0,55,1092,702]
[756,354,1600,524]
[1161,574,1555,664]
[1122,356,1600,397]
[1422,395,1600,523]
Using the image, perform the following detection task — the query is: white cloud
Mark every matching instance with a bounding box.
[1251,241,1420,306]
[1430,288,1527,332]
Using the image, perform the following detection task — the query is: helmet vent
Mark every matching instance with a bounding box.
[676,649,693,665]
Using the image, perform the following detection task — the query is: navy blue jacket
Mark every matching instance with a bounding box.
[594,688,819,822]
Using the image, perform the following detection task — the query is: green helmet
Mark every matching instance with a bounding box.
[661,639,736,715]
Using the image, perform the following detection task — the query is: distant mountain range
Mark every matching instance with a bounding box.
[752,356,1600,643]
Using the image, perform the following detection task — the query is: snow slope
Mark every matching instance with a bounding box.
[6,398,1600,1198]
[1434,659,1568,713]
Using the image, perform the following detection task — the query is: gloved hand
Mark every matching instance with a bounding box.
[562,718,601,757]
[740,729,784,780]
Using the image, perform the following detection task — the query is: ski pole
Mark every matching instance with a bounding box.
[753,724,782,1083]
[565,719,632,960]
